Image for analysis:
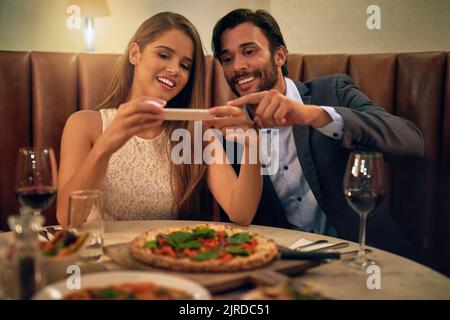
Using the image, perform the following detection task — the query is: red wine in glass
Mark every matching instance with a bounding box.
[15,147,58,216]
[16,186,57,212]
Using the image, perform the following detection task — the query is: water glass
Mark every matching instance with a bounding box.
[68,190,104,263]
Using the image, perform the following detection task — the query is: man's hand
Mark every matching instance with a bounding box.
[227,89,332,128]
[205,105,254,133]
[205,106,257,146]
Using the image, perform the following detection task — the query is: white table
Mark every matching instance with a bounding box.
[100,220,450,299]
[2,220,450,299]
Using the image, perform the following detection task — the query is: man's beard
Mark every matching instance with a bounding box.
[227,56,278,97]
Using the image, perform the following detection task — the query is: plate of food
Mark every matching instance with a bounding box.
[40,229,89,283]
[3,229,88,284]
[129,224,279,272]
[33,271,211,300]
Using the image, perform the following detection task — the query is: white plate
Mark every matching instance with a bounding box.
[33,271,212,300]
[163,108,214,121]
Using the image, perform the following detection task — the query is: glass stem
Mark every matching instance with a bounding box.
[358,213,367,258]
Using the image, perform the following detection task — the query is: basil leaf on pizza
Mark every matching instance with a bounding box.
[226,232,251,244]
[182,240,202,249]
[92,288,120,299]
[143,240,157,249]
[226,246,250,256]
[190,250,218,261]
[166,231,193,250]
[64,283,194,300]
[191,227,215,239]
[129,224,279,272]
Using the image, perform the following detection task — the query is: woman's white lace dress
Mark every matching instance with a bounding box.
[98,108,174,221]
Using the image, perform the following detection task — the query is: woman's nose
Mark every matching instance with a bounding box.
[166,62,179,76]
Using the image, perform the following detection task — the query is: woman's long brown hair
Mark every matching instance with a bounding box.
[96,12,207,219]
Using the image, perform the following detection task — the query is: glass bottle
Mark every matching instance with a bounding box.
[8,209,46,300]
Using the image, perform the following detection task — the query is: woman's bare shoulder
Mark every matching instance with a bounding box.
[64,110,102,142]
[67,109,100,124]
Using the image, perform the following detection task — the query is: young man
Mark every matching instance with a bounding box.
[211,9,424,259]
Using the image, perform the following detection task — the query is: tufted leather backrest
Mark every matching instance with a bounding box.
[437,52,450,274]
[393,52,447,262]
[0,51,31,229]
[31,53,78,158]
[0,51,448,276]
[78,53,122,109]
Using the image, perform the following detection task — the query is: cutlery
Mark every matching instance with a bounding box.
[307,242,349,253]
[341,248,372,256]
[294,239,328,252]
[278,245,341,261]
[38,230,50,241]
[40,226,61,241]
[46,226,61,235]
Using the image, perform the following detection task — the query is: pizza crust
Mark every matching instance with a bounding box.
[129,224,279,272]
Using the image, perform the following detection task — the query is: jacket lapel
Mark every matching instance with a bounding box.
[295,80,312,105]
[292,80,323,205]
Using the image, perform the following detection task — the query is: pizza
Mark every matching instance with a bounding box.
[129,224,279,272]
[64,282,193,300]
[242,282,326,300]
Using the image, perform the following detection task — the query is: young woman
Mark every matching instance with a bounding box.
[57,12,261,227]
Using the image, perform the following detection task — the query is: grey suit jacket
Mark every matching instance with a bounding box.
[221,74,423,260]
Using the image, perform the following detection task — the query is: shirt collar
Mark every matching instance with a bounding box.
[284,77,303,104]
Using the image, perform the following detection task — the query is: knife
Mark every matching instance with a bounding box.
[307,241,349,253]
[277,245,341,260]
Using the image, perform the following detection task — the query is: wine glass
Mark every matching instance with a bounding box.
[15,147,58,216]
[343,151,385,270]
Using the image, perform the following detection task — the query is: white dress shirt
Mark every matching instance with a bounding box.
[261,78,343,235]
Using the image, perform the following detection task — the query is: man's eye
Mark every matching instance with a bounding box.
[221,56,232,64]
[243,49,255,56]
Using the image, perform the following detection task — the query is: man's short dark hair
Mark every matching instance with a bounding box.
[212,8,289,76]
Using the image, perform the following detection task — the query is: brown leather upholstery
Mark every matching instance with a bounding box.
[31,52,78,157]
[30,52,78,224]
[78,53,121,109]
[0,52,31,230]
[436,52,450,276]
[0,50,448,276]
[348,54,397,214]
[302,54,348,82]
[348,54,396,113]
[392,52,447,263]
[286,54,303,80]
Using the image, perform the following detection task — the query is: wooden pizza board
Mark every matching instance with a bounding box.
[104,243,320,294]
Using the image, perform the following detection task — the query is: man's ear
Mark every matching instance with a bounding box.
[129,42,141,65]
[274,46,287,67]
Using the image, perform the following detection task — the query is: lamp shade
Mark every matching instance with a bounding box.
[66,0,111,17]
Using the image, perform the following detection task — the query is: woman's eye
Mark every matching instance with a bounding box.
[158,52,170,59]
[181,63,192,71]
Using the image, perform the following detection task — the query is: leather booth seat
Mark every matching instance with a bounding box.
[1,51,449,276]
